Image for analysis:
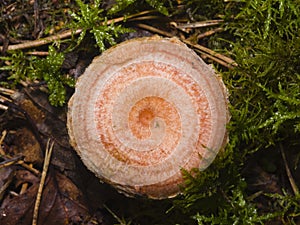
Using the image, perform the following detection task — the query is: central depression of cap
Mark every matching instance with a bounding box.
[67,36,229,199]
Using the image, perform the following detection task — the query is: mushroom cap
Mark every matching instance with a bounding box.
[67,36,229,199]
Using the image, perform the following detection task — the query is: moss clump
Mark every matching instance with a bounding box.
[69,0,132,51]
[174,0,300,224]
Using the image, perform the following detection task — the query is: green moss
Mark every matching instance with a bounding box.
[0,51,31,85]
[69,0,132,51]
[108,0,170,15]
[193,184,279,225]
[226,0,300,149]
[1,46,74,106]
[171,0,300,224]
[30,46,75,106]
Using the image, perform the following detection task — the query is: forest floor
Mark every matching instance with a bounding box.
[0,0,299,225]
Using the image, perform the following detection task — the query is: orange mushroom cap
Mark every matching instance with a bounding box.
[67,36,229,199]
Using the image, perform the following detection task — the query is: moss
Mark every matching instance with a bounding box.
[173,0,300,224]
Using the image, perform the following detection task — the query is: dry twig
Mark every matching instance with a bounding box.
[280,143,299,196]
[0,11,153,52]
[136,23,237,68]
[197,27,224,39]
[172,19,224,29]
[0,130,7,156]
[32,139,54,225]
[0,87,16,96]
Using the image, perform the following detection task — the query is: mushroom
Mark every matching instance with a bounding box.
[67,36,229,199]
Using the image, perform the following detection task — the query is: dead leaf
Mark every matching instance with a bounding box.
[0,169,96,225]
[0,170,38,225]
[12,128,43,165]
[0,167,15,201]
